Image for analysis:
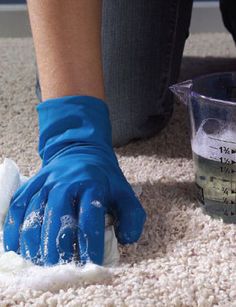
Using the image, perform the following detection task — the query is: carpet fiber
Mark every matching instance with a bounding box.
[0,33,236,306]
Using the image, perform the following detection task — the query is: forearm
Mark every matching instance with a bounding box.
[27,0,105,101]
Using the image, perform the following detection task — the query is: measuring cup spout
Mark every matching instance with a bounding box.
[169,80,192,105]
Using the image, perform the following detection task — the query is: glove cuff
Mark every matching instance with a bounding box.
[36,95,113,164]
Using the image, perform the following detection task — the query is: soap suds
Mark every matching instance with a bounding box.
[0,159,142,292]
[22,210,42,231]
[91,200,102,208]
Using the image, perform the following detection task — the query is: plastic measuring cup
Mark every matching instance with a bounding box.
[170,72,236,223]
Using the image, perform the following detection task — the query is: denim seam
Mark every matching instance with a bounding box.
[158,0,181,108]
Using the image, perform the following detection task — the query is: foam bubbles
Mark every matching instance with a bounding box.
[0,159,21,227]
[192,118,236,161]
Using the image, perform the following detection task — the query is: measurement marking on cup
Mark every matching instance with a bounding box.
[217,141,236,213]
[193,127,236,219]
[233,182,236,207]
[219,157,234,164]
[220,146,231,154]
[209,156,219,161]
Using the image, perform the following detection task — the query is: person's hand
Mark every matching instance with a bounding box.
[3,96,146,266]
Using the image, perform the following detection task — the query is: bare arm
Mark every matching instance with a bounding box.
[27,0,105,101]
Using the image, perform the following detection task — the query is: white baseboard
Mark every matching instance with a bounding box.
[0,5,31,37]
[0,2,227,37]
[190,1,226,33]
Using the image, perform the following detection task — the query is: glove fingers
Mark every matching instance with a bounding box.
[40,184,78,265]
[78,184,106,265]
[10,173,48,205]
[19,188,47,264]
[3,205,26,253]
[3,173,48,253]
[9,181,28,203]
[114,188,146,245]
[3,189,36,253]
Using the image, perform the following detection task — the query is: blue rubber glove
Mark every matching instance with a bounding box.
[3,96,146,266]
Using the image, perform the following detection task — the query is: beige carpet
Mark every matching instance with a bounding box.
[1,33,236,306]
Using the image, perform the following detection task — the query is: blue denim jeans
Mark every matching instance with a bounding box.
[35,0,193,146]
[220,0,236,44]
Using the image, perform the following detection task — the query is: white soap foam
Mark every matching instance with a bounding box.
[0,158,21,227]
[192,118,236,161]
[0,158,142,292]
[0,251,112,293]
